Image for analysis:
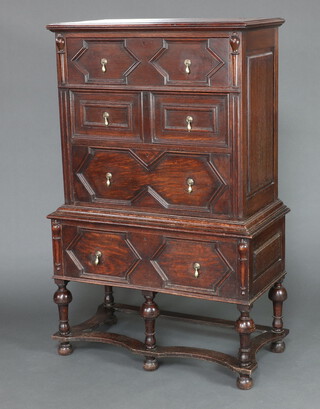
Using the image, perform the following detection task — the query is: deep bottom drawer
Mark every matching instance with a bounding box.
[51,217,285,303]
[57,224,239,299]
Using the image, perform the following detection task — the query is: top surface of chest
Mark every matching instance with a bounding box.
[47,17,285,30]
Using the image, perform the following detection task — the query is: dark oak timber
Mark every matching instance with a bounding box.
[47,18,288,389]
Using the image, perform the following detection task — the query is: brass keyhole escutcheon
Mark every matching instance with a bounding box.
[184,59,191,74]
[103,112,109,126]
[93,251,102,266]
[106,172,112,187]
[187,177,195,194]
[101,58,108,73]
[186,116,193,132]
[193,262,200,278]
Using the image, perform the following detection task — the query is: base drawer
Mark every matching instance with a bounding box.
[55,224,239,300]
[50,216,286,303]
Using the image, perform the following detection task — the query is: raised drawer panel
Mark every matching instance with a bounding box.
[60,225,239,299]
[64,228,140,282]
[151,93,229,146]
[70,91,143,142]
[67,38,141,85]
[150,38,229,87]
[72,147,233,216]
[150,237,238,296]
[65,37,230,87]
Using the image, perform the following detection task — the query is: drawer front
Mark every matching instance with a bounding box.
[60,226,239,299]
[63,228,141,282]
[150,237,238,296]
[66,37,230,87]
[71,91,143,142]
[151,93,229,146]
[67,38,141,85]
[150,38,229,87]
[72,147,232,216]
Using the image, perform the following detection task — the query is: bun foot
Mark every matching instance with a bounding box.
[237,374,253,390]
[270,340,286,353]
[143,357,159,371]
[58,342,73,356]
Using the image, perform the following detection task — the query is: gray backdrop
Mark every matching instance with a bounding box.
[1,1,319,408]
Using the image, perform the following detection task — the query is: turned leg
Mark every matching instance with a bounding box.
[140,291,159,371]
[53,280,73,356]
[103,285,117,325]
[268,279,288,353]
[235,305,256,390]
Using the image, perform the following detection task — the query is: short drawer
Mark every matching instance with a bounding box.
[70,90,143,142]
[66,37,230,87]
[151,93,229,146]
[60,225,239,298]
[72,147,232,216]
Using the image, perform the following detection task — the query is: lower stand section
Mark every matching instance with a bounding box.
[52,301,289,389]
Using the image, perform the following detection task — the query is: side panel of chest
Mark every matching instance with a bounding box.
[241,28,279,217]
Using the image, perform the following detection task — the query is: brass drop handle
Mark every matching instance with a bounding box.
[106,172,112,187]
[193,262,200,278]
[186,116,193,132]
[187,177,195,194]
[103,112,109,126]
[184,59,191,74]
[93,251,102,266]
[101,58,108,73]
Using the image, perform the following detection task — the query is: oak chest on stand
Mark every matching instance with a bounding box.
[47,18,289,389]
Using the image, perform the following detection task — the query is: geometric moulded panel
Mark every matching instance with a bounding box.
[151,237,236,296]
[66,229,141,283]
[73,148,229,214]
